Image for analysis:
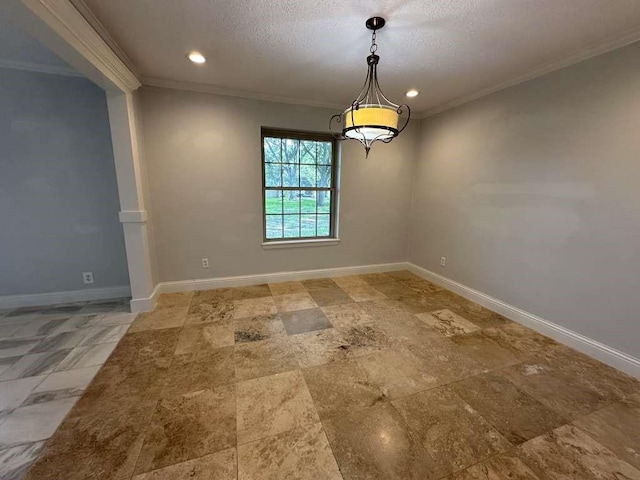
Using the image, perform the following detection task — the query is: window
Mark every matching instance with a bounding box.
[262,128,338,242]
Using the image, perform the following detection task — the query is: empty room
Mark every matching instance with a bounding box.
[1,1,639,479]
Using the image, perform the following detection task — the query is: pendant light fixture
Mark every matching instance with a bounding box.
[330,17,410,157]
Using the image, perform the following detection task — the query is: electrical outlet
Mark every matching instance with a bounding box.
[82,272,94,284]
[201,258,210,269]
[440,257,446,267]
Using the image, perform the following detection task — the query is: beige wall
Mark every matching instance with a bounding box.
[139,87,418,282]
[409,42,640,358]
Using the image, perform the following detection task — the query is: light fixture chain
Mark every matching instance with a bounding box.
[370,30,377,54]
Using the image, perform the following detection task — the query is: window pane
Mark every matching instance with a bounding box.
[266,215,283,239]
[317,214,330,236]
[264,137,282,163]
[282,139,300,164]
[265,190,283,214]
[282,164,300,187]
[283,192,300,214]
[300,140,316,164]
[317,142,332,165]
[265,163,282,187]
[300,164,315,187]
[301,191,317,213]
[316,165,331,188]
[262,131,335,243]
[301,214,317,237]
[284,215,300,238]
[317,191,330,213]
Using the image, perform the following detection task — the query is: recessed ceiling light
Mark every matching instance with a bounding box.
[187,51,206,64]
[405,89,420,98]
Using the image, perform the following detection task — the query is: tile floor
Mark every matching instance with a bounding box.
[0,298,135,479]
[7,271,640,479]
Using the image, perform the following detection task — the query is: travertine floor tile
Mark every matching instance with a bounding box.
[174,321,234,355]
[236,370,319,444]
[501,358,617,420]
[135,386,236,474]
[162,346,235,397]
[273,292,318,312]
[67,363,167,418]
[321,303,374,329]
[301,278,337,291]
[233,297,277,319]
[268,281,306,296]
[341,284,387,302]
[234,338,299,381]
[516,424,640,479]
[385,270,421,282]
[233,284,272,300]
[449,450,541,479]
[192,288,234,304]
[449,330,523,370]
[308,287,353,307]
[156,292,193,309]
[280,308,333,335]
[185,300,233,325]
[107,328,180,370]
[290,328,348,368]
[11,277,639,480]
[359,272,394,285]
[572,399,640,469]
[417,309,480,337]
[450,372,566,445]
[482,323,558,356]
[331,275,368,288]
[302,358,384,419]
[238,423,342,480]
[133,448,237,480]
[373,281,419,299]
[26,405,152,480]
[128,306,188,333]
[392,386,511,476]
[323,402,439,479]
[358,348,440,400]
[234,313,286,344]
[407,338,488,386]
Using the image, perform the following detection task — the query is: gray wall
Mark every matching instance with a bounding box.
[409,42,640,358]
[139,86,418,282]
[0,68,129,295]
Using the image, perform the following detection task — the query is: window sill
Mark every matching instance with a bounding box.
[262,238,340,250]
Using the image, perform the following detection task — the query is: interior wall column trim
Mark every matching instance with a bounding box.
[15,0,140,92]
[106,92,155,308]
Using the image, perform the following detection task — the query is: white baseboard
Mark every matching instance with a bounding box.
[157,262,408,295]
[407,263,640,379]
[129,284,160,313]
[0,286,131,310]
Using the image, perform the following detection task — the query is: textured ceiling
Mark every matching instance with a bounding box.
[79,0,640,114]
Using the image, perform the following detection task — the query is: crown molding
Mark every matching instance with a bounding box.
[421,26,640,118]
[0,58,83,77]
[68,0,139,77]
[19,0,140,92]
[142,76,345,111]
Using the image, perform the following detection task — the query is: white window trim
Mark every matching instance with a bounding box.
[261,238,340,250]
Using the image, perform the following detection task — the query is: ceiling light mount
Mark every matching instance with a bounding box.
[365,16,385,31]
[330,17,410,158]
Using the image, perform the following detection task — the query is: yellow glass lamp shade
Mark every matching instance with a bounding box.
[343,105,399,141]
